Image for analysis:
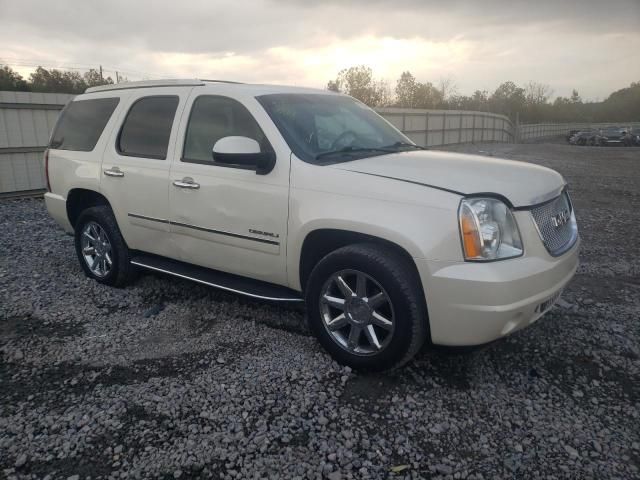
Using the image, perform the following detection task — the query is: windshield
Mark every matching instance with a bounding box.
[256,93,414,164]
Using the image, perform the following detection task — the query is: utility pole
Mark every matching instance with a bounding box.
[116,71,120,83]
[99,65,103,81]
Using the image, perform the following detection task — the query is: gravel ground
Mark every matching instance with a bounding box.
[1,141,639,479]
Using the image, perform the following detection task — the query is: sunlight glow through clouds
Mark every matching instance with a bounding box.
[267,36,474,85]
[154,35,475,87]
[152,51,257,76]
[2,0,639,99]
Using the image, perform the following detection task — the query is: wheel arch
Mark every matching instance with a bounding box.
[66,188,112,228]
[298,228,424,297]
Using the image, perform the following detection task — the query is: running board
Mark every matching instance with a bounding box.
[130,254,303,302]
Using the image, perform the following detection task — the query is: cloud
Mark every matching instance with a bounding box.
[1,0,639,99]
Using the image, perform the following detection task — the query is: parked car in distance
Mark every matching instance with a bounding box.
[44,79,580,370]
[569,130,596,146]
[566,129,582,142]
[622,128,640,146]
[597,127,625,146]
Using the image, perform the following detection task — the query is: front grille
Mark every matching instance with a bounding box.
[530,191,577,256]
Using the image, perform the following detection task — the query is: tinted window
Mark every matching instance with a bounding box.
[118,96,179,159]
[50,98,119,151]
[183,95,266,165]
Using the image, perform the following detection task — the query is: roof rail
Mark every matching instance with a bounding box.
[85,79,205,93]
[199,79,244,84]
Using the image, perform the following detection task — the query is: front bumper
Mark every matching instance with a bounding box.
[417,238,580,346]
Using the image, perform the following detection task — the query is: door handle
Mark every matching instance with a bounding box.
[173,177,200,189]
[104,167,124,178]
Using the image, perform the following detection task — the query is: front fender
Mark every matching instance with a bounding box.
[286,189,461,291]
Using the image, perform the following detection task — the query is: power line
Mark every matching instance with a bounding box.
[0,58,167,80]
[0,56,101,70]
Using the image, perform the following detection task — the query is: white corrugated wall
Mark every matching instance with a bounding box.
[376,108,514,146]
[0,91,74,194]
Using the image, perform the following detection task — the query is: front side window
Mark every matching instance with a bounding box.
[117,96,179,159]
[256,93,412,164]
[183,95,267,166]
[50,98,119,151]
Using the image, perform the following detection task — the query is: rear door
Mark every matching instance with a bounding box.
[167,89,291,286]
[101,88,191,257]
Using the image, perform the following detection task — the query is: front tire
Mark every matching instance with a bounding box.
[74,206,135,287]
[305,243,428,371]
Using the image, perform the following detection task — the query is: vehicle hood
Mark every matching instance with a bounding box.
[330,150,566,208]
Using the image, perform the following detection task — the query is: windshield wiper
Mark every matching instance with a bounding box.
[382,141,426,150]
[314,142,425,161]
[315,146,393,161]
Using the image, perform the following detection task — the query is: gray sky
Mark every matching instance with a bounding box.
[1,0,639,100]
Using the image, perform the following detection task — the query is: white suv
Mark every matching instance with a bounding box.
[44,79,579,370]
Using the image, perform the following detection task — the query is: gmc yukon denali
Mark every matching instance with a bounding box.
[44,79,580,370]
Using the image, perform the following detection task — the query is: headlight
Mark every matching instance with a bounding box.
[458,198,523,261]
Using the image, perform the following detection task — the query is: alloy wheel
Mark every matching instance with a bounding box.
[80,221,113,278]
[319,269,395,356]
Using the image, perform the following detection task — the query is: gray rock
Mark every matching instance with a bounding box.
[435,464,453,475]
[556,298,573,309]
[1,177,639,480]
[564,445,580,458]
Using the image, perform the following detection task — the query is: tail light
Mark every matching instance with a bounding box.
[44,148,51,192]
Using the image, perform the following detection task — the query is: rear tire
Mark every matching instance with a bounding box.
[305,243,428,371]
[74,206,135,287]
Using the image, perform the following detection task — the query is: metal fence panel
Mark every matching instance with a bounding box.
[375,108,515,148]
[0,92,73,194]
[0,151,47,192]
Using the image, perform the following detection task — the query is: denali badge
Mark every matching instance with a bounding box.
[551,209,570,228]
[249,229,280,238]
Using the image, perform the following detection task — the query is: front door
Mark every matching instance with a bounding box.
[100,88,191,258]
[168,91,290,286]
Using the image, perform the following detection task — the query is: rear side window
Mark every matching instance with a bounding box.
[182,95,266,165]
[117,96,179,159]
[50,98,119,151]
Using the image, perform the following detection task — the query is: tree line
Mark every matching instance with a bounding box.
[0,66,120,95]
[328,66,640,124]
[1,64,637,124]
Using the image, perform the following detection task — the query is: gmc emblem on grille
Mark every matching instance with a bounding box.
[551,209,570,228]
